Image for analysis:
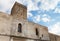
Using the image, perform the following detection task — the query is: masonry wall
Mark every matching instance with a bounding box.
[10,17,50,41]
[10,2,50,41]
[49,33,60,41]
[0,35,10,41]
[0,12,13,41]
[27,22,50,41]
[56,36,60,41]
[11,2,27,20]
[0,12,12,35]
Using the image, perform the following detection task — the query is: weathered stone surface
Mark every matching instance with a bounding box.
[49,33,60,41]
[0,35,10,41]
[0,12,12,35]
[11,2,27,20]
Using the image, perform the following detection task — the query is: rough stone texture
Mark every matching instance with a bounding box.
[0,12,12,35]
[49,33,60,41]
[0,35,10,41]
[0,2,60,41]
[11,2,27,20]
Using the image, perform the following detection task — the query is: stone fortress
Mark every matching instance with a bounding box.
[0,2,60,41]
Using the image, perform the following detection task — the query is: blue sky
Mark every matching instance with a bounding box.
[0,0,60,35]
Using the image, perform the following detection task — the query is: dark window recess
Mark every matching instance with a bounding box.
[42,34,43,37]
[36,28,39,36]
[40,37,41,39]
[18,23,22,33]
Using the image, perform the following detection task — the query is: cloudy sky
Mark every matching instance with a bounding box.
[0,0,60,35]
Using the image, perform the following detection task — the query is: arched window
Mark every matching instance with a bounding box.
[18,23,22,33]
[36,28,39,36]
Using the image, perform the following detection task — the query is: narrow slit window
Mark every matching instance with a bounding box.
[18,23,22,33]
[36,28,39,36]
[42,34,43,37]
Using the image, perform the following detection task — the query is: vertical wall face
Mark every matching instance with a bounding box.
[11,19,27,37]
[11,20,38,41]
[0,12,12,41]
[11,2,27,20]
[57,36,60,41]
[49,34,57,41]
[0,36,10,41]
[34,24,50,41]
[49,33,60,41]
[25,22,39,39]
[11,19,39,39]
[0,12,12,35]
[40,27,50,40]
[11,18,50,40]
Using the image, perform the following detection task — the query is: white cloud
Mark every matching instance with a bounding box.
[54,8,60,13]
[33,15,40,23]
[39,0,60,11]
[27,0,39,11]
[0,0,16,14]
[32,14,51,23]
[49,22,60,35]
[34,0,41,3]
[42,14,51,22]
[27,12,33,18]
[24,0,60,11]
[42,17,50,22]
[43,14,48,17]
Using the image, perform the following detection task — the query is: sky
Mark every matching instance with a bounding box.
[0,0,60,35]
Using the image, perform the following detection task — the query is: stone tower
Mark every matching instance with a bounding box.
[11,2,27,20]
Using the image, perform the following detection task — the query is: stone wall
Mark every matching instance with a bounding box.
[10,17,50,41]
[49,33,60,41]
[11,2,27,20]
[0,35,10,41]
[0,12,12,35]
